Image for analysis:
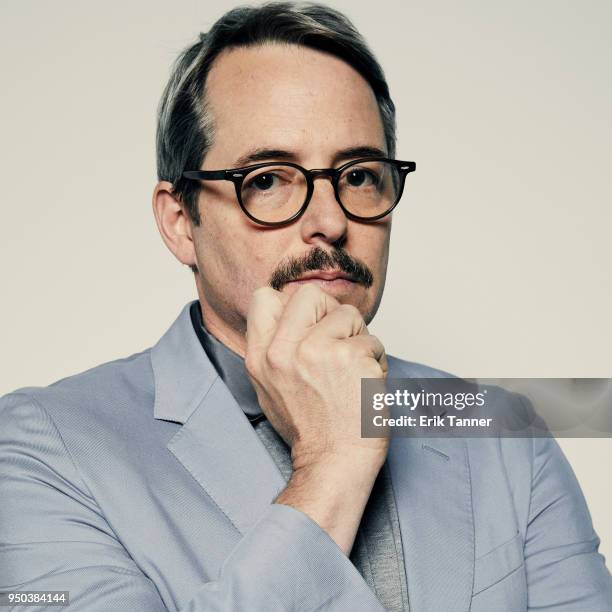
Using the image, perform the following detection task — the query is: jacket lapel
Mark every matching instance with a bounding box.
[151,301,285,535]
[386,358,475,612]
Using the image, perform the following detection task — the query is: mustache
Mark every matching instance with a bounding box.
[269,246,374,290]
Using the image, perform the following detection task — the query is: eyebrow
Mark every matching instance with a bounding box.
[232,145,388,169]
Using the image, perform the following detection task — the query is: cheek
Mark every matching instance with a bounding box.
[352,223,391,274]
[194,198,248,279]
[196,222,292,298]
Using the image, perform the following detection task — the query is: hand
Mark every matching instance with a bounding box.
[245,283,389,470]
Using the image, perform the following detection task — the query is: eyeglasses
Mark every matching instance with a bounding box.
[182,157,416,226]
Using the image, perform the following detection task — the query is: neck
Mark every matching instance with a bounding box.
[197,297,248,358]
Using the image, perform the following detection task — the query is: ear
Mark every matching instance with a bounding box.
[152,181,197,267]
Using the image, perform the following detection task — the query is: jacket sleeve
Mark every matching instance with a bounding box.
[0,392,384,611]
[524,435,612,610]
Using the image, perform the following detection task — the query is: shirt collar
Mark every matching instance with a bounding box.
[189,301,264,421]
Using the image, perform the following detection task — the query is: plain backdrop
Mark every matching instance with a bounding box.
[1,1,611,562]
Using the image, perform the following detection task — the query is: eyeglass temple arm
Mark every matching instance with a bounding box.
[182,170,228,181]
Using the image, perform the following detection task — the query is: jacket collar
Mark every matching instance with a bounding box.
[151,301,218,424]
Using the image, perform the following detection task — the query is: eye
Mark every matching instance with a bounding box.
[345,168,379,188]
[249,173,279,191]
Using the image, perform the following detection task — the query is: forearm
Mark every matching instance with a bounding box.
[275,450,385,555]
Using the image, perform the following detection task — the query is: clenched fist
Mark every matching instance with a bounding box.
[245,283,389,470]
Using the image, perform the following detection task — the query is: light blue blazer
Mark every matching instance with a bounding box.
[1,301,611,611]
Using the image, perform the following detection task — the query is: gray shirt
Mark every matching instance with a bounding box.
[190,302,409,611]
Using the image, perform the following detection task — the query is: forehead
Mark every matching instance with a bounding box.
[203,43,386,162]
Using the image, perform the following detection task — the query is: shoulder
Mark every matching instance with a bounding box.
[0,348,155,447]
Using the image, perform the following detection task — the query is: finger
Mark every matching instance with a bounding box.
[344,334,388,376]
[273,283,342,344]
[246,286,290,357]
[307,303,368,342]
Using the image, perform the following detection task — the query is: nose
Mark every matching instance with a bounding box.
[299,172,348,246]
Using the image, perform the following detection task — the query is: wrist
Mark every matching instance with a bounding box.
[291,440,388,474]
[290,443,387,485]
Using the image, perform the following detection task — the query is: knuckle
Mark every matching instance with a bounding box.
[361,358,384,379]
[331,340,354,365]
[253,285,275,298]
[250,286,275,307]
[338,303,365,333]
[244,353,259,377]
[369,334,384,351]
[339,303,361,319]
[295,339,319,364]
[265,342,290,371]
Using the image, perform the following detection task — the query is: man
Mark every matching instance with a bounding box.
[1,2,610,610]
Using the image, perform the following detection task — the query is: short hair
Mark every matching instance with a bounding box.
[156,1,396,227]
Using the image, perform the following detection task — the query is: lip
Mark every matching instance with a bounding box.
[283,270,358,295]
[291,269,355,282]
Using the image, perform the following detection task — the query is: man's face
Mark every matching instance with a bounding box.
[191,43,392,333]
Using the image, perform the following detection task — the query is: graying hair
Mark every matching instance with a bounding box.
[156,1,396,228]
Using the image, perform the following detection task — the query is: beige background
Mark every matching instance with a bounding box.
[1,1,610,562]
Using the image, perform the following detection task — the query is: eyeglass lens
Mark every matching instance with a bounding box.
[240,160,401,223]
